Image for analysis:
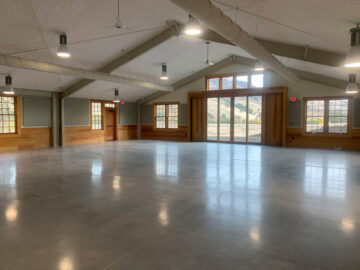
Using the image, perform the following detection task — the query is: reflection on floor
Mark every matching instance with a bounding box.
[1,141,360,269]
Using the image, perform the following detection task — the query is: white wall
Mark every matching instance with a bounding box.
[152,64,346,104]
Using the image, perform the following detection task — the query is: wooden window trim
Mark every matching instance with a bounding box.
[206,72,264,91]
[153,102,179,131]
[303,96,352,137]
[0,95,18,136]
[90,100,105,130]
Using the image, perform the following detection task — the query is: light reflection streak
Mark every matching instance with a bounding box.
[250,226,260,243]
[6,201,18,222]
[155,144,178,180]
[59,257,73,270]
[206,144,262,218]
[0,162,16,186]
[113,176,121,191]
[91,160,103,184]
[304,160,347,199]
[341,219,354,233]
[158,203,169,226]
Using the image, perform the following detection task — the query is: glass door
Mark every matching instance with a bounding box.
[207,98,218,141]
[247,96,262,143]
[206,95,263,144]
[219,97,231,142]
[234,96,247,143]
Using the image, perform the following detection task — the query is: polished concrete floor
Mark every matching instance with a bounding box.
[1,141,360,269]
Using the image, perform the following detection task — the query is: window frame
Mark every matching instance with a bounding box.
[303,96,352,137]
[0,95,17,135]
[104,103,116,108]
[206,72,264,91]
[90,101,104,130]
[153,102,179,130]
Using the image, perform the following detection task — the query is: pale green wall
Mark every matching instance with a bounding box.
[64,97,90,126]
[22,96,52,127]
[119,102,137,125]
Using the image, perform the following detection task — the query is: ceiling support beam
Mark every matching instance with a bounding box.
[137,55,235,104]
[60,23,180,98]
[186,26,346,68]
[256,39,345,67]
[233,55,347,89]
[291,69,347,89]
[0,87,52,97]
[0,54,173,93]
[170,0,299,83]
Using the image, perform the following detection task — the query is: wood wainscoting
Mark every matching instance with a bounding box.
[287,128,360,151]
[0,96,52,152]
[65,126,105,146]
[141,125,188,141]
[0,127,52,152]
[118,125,137,140]
[65,125,138,146]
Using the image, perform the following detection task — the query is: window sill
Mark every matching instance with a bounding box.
[0,132,19,138]
[153,127,180,132]
[303,132,351,138]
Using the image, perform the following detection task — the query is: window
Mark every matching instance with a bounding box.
[168,104,179,129]
[222,76,233,90]
[236,75,248,89]
[206,73,264,91]
[0,96,16,134]
[328,99,348,134]
[305,98,350,135]
[251,74,264,88]
[208,78,219,91]
[154,103,179,129]
[91,102,102,130]
[104,103,115,108]
[306,100,325,133]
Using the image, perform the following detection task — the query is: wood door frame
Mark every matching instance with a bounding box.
[188,86,288,145]
[90,99,119,140]
[104,107,118,141]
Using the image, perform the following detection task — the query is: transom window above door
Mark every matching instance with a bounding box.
[206,73,264,91]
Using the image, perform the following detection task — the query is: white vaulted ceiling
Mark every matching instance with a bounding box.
[0,0,359,101]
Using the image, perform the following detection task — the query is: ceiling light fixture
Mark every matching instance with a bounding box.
[113,89,120,103]
[184,15,202,36]
[160,64,169,80]
[3,74,15,95]
[346,74,359,94]
[57,33,71,58]
[254,60,265,71]
[344,24,360,68]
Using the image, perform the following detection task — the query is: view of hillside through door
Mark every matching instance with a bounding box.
[207,96,263,144]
